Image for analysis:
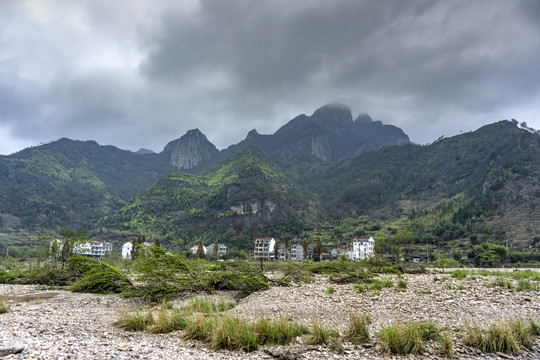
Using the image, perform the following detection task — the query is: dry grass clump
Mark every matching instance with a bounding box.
[343,313,371,345]
[464,319,539,354]
[0,299,9,314]
[114,309,155,331]
[211,315,258,351]
[377,320,453,357]
[251,317,307,345]
[149,307,189,334]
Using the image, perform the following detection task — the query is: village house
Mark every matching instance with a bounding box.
[51,239,112,259]
[205,243,227,257]
[352,236,375,261]
[290,243,304,261]
[121,241,155,260]
[190,244,207,255]
[254,237,276,261]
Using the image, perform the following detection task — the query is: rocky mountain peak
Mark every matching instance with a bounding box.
[246,129,259,141]
[354,113,373,123]
[311,103,353,128]
[168,128,218,170]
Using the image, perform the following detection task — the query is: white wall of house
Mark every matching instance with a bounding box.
[254,238,276,260]
[352,236,375,261]
[122,242,133,260]
[290,244,304,261]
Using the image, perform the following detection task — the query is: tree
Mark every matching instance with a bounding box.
[469,243,507,267]
[316,237,322,261]
[274,240,279,261]
[436,253,450,273]
[61,238,70,269]
[213,239,219,253]
[285,235,290,260]
[155,238,161,248]
[196,239,205,259]
[302,238,308,260]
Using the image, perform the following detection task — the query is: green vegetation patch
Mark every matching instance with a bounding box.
[71,262,134,294]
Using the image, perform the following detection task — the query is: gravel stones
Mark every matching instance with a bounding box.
[1,271,539,359]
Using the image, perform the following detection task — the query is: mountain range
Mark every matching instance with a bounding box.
[1,104,539,257]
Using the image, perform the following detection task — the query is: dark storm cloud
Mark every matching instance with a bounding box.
[0,0,539,154]
[140,0,540,142]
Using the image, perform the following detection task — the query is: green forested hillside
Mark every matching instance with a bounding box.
[0,138,173,230]
[109,146,312,249]
[114,121,539,255]
[1,121,539,260]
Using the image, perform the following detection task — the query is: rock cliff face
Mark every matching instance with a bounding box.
[164,103,411,170]
[164,129,219,170]
[269,103,409,162]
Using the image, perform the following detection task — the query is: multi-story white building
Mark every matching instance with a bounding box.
[290,244,305,261]
[254,237,276,260]
[351,236,375,261]
[51,239,112,259]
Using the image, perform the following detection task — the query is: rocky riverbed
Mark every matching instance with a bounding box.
[1,270,539,359]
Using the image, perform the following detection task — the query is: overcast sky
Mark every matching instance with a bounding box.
[1,0,539,155]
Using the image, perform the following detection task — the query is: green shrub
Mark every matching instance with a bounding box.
[516,279,539,291]
[114,310,155,331]
[327,287,335,294]
[370,279,393,291]
[451,270,467,280]
[343,313,370,344]
[354,283,366,293]
[68,255,100,275]
[71,262,133,294]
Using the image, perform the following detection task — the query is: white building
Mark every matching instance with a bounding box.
[290,244,304,261]
[51,239,112,259]
[254,237,276,260]
[191,245,207,255]
[205,243,227,257]
[352,236,375,261]
[122,241,157,259]
[121,242,133,260]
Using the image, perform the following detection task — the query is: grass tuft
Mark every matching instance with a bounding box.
[0,299,9,314]
[306,320,341,348]
[343,313,371,344]
[488,277,514,289]
[251,317,306,345]
[114,310,155,331]
[464,319,539,354]
[149,308,189,334]
[354,283,366,293]
[377,320,442,355]
[396,279,407,290]
[212,315,258,351]
[182,313,213,341]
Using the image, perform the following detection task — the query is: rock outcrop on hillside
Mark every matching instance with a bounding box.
[164,129,219,170]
